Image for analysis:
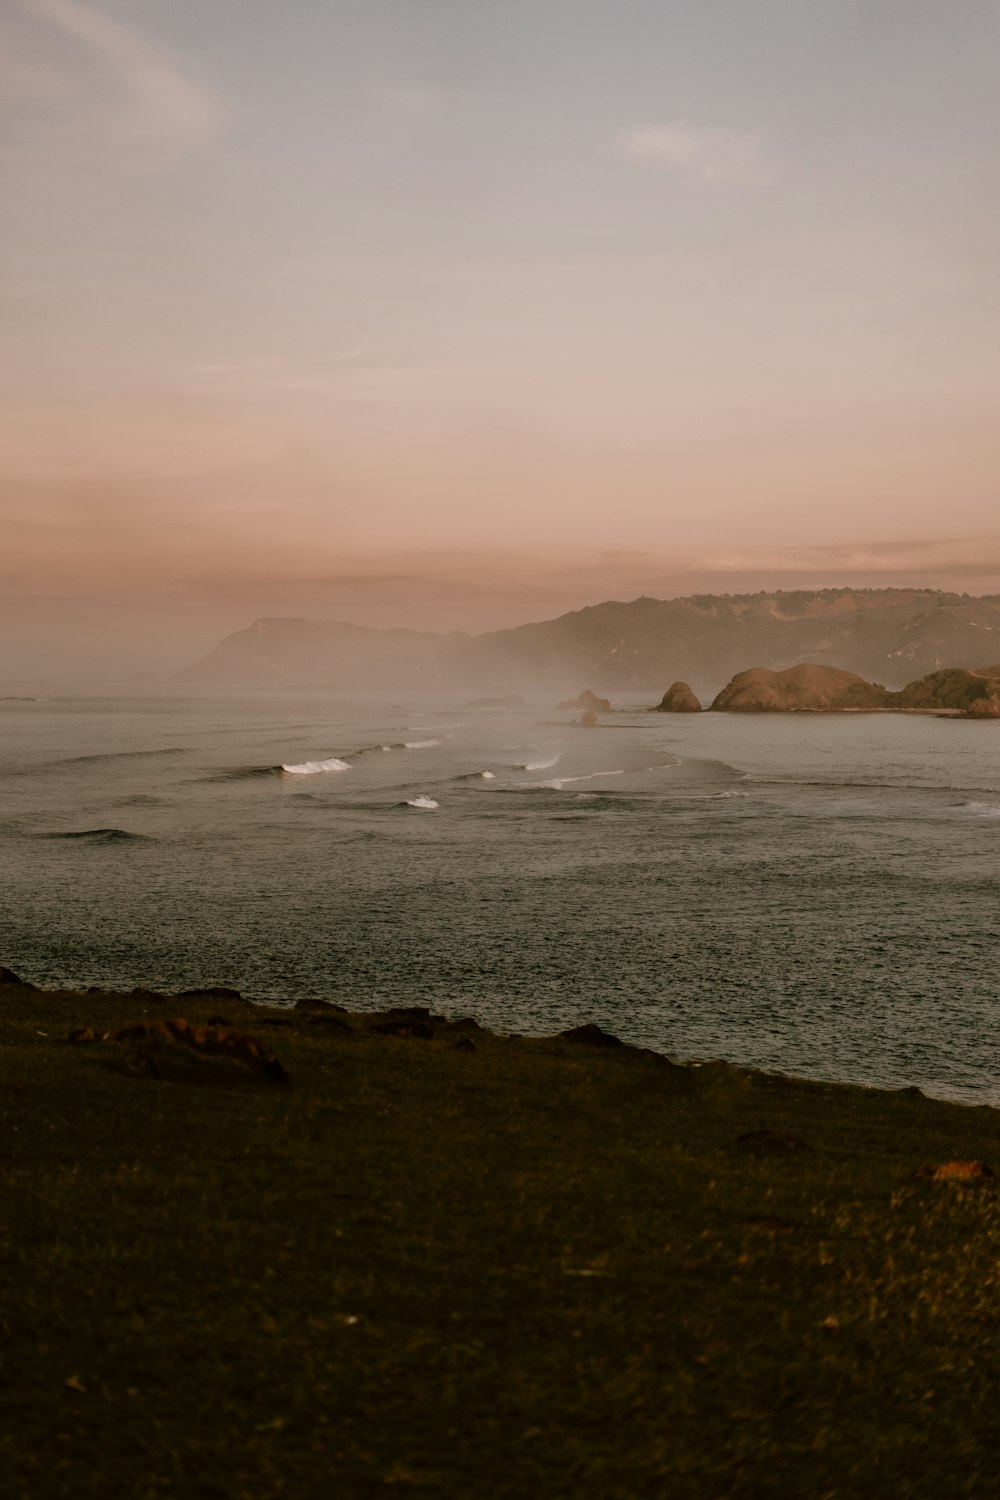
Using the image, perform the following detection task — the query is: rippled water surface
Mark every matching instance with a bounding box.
[2,691,998,1102]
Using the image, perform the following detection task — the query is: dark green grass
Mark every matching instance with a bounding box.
[2,984,999,1498]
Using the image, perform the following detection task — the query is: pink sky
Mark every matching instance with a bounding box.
[2,1,999,680]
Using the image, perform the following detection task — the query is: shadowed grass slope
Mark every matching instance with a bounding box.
[2,981,999,1498]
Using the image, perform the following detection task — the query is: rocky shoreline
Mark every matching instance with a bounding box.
[4,966,1000,1496]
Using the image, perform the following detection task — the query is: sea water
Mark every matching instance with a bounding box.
[2,690,998,1104]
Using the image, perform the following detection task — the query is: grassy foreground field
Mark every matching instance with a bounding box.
[2,976,999,1499]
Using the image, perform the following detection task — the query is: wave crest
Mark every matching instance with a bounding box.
[280,757,351,776]
[536,770,625,790]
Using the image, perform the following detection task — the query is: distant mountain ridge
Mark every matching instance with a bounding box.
[178,588,1000,693]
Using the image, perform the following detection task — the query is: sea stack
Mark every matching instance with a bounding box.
[558,689,612,714]
[653,682,701,712]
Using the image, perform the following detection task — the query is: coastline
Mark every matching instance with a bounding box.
[2,966,995,1108]
[4,968,994,1107]
[3,970,999,1495]
[679,705,974,716]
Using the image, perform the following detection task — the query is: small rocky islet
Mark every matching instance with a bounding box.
[653,680,703,712]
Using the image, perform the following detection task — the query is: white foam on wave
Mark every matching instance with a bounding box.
[478,770,496,780]
[281,756,351,776]
[406,795,439,809]
[521,755,559,771]
[962,800,1000,818]
[537,770,625,790]
[404,739,441,749]
[715,789,750,799]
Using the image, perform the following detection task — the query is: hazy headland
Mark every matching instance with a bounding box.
[174,588,1000,698]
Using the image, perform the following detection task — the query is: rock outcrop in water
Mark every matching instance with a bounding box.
[710,664,887,712]
[558,689,612,714]
[653,682,702,712]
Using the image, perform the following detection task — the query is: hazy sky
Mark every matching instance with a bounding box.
[2,0,999,678]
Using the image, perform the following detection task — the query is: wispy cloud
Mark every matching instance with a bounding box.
[9,0,220,156]
[698,539,1000,578]
[620,122,773,185]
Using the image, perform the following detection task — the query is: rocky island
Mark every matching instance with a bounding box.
[707,662,1000,716]
[891,664,1000,717]
[710,664,887,712]
[652,681,702,712]
[557,688,612,714]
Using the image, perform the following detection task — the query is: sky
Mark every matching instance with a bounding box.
[2,0,999,680]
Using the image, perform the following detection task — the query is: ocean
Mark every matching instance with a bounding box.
[2,690,998,1104]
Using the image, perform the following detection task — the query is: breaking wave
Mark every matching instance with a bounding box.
[405,796,439,810]
[349,741,437,756]
[536,770,626,790]
[960,801,1000,818]
[280,756,351,776]
[519,755,559,771]
[204,739,448,782]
